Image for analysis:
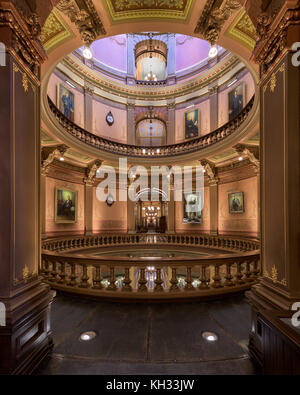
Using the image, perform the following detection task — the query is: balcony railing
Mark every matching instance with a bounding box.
[47,95,255,158]
[41,233,260,300]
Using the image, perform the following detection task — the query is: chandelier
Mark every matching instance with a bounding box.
[145,66,158,81]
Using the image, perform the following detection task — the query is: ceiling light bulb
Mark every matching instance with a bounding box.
[239,156,243,161]
[208,44,218,59]
[60,156,65,161]
[83,46,93,60]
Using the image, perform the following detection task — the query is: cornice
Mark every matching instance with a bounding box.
[59,52,242,102]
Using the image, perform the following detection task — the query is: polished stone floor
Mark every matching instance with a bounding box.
[35,293,260,375]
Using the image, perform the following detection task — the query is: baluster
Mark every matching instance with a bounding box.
[138,268,148,292]
[57,262,67,284]
[224,263,234,286]
[184,267,194,291]
[107,266,117,291]
[212,265,223,288]
[235,262,245,285]
[48,261,57,282]
[199,265,209,289]
[79,264,89,288]
[67,263,77,286]
[154,268,164,292]
[244,261,252,282]
[92,266,103,289]
[43,259,51,280]
[251,259,260,280]
[170,268,179,291]
[122,268,132,292]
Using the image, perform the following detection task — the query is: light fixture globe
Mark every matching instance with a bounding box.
[83,46,93,60]
[208,44,218,59]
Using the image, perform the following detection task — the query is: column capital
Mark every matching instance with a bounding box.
[84,159,102,186]
[41,145,68,175]
[208,85,219,95]
[200,160,219,185]
[234,144,260,171]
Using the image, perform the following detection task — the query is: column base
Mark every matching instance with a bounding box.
[0,281,55,375]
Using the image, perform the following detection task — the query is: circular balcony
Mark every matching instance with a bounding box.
[42,234,260,301]
[45,94,257,163]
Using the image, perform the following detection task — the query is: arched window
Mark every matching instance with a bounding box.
[136,118,166,147]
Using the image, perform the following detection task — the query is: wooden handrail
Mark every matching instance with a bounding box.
[48,95,255,158]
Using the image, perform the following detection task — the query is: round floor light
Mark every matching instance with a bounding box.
[202,331,218,342]
[79,331,97,342]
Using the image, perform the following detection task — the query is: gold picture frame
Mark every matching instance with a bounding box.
[55,187,78,224]
[184,108,200,141]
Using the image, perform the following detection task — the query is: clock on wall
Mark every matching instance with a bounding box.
[106,194,115,207]
[106,111,114,126]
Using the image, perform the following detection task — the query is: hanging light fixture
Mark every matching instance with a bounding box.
[83,46,93,60]
[208,44,218,59]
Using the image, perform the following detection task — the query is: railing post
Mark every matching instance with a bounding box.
[67,263,77,287]
[170,268,179,292]
[57,262,67,284]
[138,268,148,292]
[154,268,164,292]
[122,268,132,292]
[235,262,245,285]
[92,266,103,289]
[212,265,223,288]
[79,264,89,288]
[199,265,209,289]
[107,266,117,291]
[184,267,194,291]
[224,263,234,287]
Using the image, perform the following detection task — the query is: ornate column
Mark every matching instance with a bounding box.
[126,34,136,86]
[0,1,55,374]
[208,85,219,131]
[201,160,219,235]
[127,101,136,145]
[246,1,300,370]
[84,160,102,235]
[84,82,94,132]
[167,33,176,85]
[167,101,176,145]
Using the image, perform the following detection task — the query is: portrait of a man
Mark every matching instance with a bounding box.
[228,192,244,214]
[228,83,244,121]
[183,192,203,224]
[55,188,78,223]
[185,109,200,140]
[57,84,75,122]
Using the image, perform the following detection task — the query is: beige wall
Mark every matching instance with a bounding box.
[93,186,127,233]
[218,176,258,237]
[93,100,127,143]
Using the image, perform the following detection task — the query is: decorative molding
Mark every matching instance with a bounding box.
[84,160,102,185]
[106,0,193,21]
[57,0,106,46]
[200,160,219,185]
[41,10,73,54]
[226,10,256,51]
[234,144,260,171]
[0,3,46,77]
[254,7,300,73]
[41,145,68,175]
[194,0,241,44]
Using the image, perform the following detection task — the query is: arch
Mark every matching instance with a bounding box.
[136,187,168,202]
[136,118,167,147]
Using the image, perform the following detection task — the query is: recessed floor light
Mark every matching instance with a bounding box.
[202,331,218,342]
[79,331,97,342]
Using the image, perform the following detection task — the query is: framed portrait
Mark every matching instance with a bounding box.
[57,84,75,122]
[184,108,200,140]
[55,187,78,223]
[228,192,244,214]
[228,82,245,121]
[183,192,203,224]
